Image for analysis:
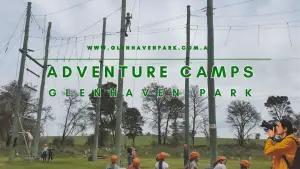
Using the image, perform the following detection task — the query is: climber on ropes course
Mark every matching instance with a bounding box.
[124,12,132,37]
[18,130,33,149]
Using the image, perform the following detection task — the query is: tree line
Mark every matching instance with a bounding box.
[0,80,299,148]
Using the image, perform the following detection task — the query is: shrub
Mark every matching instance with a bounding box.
[52,137,61,147]
[64,137,74,147]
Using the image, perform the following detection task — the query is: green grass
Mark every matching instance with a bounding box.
[0,157,271,169]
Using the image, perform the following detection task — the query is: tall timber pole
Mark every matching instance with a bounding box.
[184,4,191,167]
[32,22,51,157]
[115,0,126,165]
[206,0,217,166]
[8,2,31,163]
[92,17,106,161]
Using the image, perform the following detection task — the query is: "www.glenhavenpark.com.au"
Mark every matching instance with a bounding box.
[87,45,212,51]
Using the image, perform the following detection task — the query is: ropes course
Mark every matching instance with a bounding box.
[2,0,300,165]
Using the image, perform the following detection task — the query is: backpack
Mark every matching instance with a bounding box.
[282,137,300,169]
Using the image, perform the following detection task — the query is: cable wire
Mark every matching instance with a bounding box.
[214,0,256,10]
[0,32,24,64]
[132,0,141,107]
[0,31,24,44]
[70,7,121,38]
[131,0,138,14]
[194,8,300,18]
[30,14,44,33]
[34,0,97,16]
[0,8,26,55]
[33,23,300,52]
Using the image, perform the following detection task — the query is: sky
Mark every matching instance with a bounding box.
[1,0,300,139]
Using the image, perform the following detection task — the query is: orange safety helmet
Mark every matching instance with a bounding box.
[111,155,118,163]
[240,160,251,167]
[190,152,200,160]
[217,156,226,161]
[159,152,167,160]
[133,158,140,167]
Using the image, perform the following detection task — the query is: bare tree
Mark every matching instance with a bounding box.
[189,85,208,146]
[198,112,210,144]
[226,100,261,146]
[162,87,177,145]
[60,89,89,145]
[142,83,171,145]
[0,81,53,141]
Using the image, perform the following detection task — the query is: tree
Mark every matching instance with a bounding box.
[88,82,128,145]
[142,82,171,145]
[198,112,210,144]
[226,100,261,146]
[264,96,293,120]
[123,107,144,146]
[290,112,300,137]
[189,85,208,146]
[0,81,53,142]
[162,87,173,145]
[255,133,261,139]
[60,89,89,145]
[167,97,184,145]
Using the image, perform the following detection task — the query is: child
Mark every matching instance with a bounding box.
[48,147,54,162]
[213,156,227,169]
[106,155,120,169]
[131,147,136,158]
[124,13,132,37]
[155,152,169,169]
[240,160,251,169]
[128,158,141,169]
[41,144,48,162]
[184,152,200,169]
[127,147,133,166]
[19,130,33,149]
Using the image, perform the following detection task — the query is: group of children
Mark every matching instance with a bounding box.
[106,150,251,169]
[40,144,54,162]
[106,155,141,169]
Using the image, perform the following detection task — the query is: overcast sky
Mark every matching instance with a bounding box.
[1,0,300,139]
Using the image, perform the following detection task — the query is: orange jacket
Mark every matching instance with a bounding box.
[264,134,300,169]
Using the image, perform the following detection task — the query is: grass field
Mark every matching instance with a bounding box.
[0,136,269,168]
[0,157,271,169]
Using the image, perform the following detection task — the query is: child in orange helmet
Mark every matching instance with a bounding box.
[155,152,169,169]
[184,152,200,169]
[106,155,120,169]
[41,144,48,162]
[240,160,251,169]
[213,156,227,169]
[128,158,141,169]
